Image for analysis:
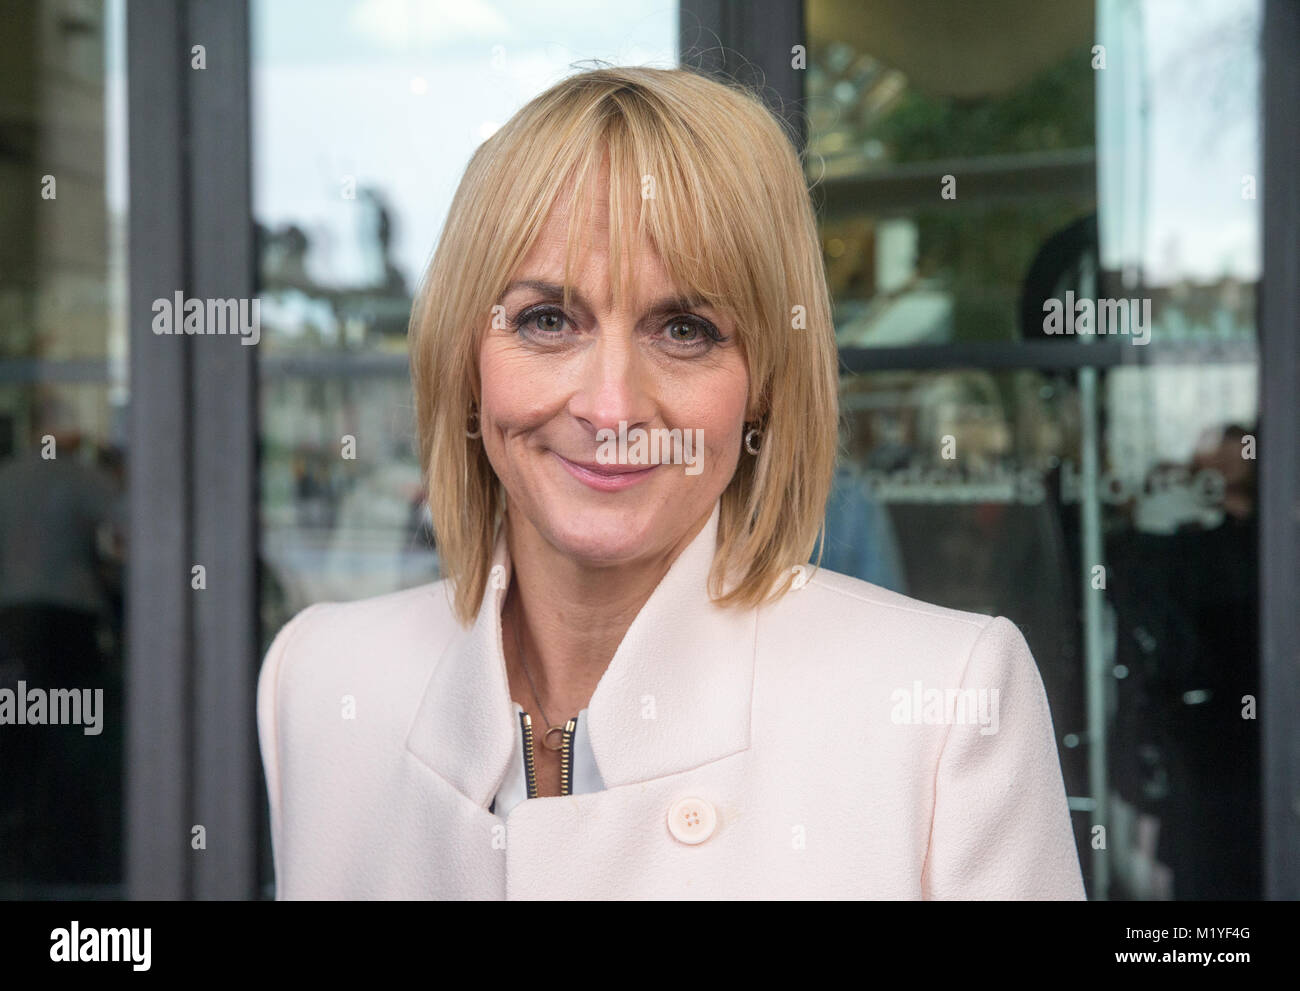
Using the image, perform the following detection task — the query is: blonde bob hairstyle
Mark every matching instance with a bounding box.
[410,65,840,625]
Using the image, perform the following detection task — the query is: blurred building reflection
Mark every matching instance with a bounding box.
[808,0,1263,898]
[0,0,127,894]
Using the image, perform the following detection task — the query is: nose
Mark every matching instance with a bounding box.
[567,331,656,438]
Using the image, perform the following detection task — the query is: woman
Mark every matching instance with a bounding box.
[257,66,1085,899]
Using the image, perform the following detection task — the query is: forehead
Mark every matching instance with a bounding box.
[512,175,672,300]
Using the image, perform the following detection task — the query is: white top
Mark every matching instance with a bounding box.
[491,702,606,817]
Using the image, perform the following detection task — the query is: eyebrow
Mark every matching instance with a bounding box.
[498,279,716,318]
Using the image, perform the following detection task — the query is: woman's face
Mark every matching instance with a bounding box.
[478,179,750,569]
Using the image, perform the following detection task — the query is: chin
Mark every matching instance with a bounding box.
[537,498,669,565]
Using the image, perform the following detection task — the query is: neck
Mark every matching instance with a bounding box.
[501,505,713,720]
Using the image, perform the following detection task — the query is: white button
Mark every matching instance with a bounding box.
[489,564,507,590]
[667,797,716,845]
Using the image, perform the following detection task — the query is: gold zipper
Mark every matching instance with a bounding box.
[519,711,578,800]
[519,712,540,799]
[558,717,577,796]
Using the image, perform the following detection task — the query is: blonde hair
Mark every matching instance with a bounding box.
[410,65,840,624]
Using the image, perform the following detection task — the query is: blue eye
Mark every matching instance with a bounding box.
[513,305,568,337]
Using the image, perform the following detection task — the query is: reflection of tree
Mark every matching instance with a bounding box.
[260,222,311,288]
[885,57,1096,343]
[874,57,1094,162]
[358,188,407,296]
[256,185,433,622]
[810,39,1098,343]
[1151,2,1259,158]
[256,184,412,347]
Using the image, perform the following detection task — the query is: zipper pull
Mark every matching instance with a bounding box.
[519,711,539,800]
[559,717,578,797]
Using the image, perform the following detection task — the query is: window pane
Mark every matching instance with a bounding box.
[806,0,1098,347]
[0,0,128,897]
[805,0,1258,351]
[812,0,1262,899]
[251,0,678,898]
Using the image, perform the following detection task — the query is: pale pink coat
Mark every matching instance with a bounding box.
[257,501,1086,899]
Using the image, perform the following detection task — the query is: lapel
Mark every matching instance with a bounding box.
[404,499,756,807]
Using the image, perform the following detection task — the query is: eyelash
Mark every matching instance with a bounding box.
[511,304,726,352]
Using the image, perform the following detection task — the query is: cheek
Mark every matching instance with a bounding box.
[478,341,562,430]
[669,359,749,467]
[711,404,747,479]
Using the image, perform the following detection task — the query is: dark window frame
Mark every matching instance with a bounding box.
[125,0,257,900]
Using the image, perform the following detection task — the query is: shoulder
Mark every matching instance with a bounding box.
[761,563,994,647]
[256,579,463,718]
[754,564,1034,686]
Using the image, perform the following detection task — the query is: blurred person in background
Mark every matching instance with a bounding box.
[0,396,123,885]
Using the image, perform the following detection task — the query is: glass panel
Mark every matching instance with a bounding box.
[259,373,436,623]
[805,0,1098,347]
[805,0,1259,352]
[1095,0,1260,341]
[834,368,1092,848]
[0,0,128,897]
[811,0,1262,899]
[252,0,678,898]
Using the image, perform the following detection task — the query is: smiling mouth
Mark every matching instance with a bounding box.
[552,452,659,492]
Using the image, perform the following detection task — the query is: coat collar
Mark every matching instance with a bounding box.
[405,500,756,808]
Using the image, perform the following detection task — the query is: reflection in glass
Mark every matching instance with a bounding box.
[806,0,1097,347]
[0,0,128,896]
[809,0,1262,898]
[251,0,677,896]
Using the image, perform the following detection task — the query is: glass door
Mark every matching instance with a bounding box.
[805,0,1263,899]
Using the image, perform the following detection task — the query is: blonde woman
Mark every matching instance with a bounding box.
[256,66,1085,899]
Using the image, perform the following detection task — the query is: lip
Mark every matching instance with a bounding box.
[552,452,659,492]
